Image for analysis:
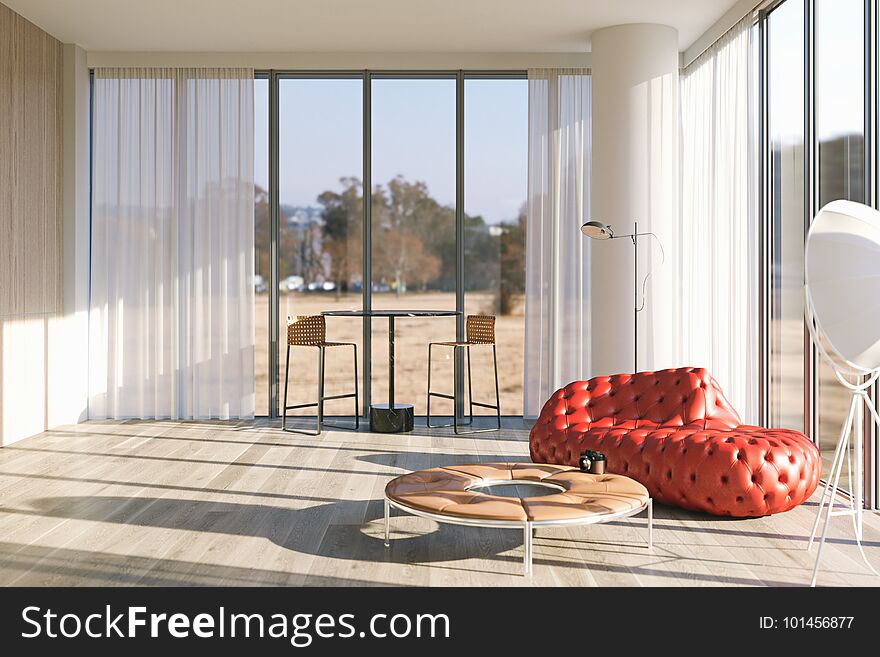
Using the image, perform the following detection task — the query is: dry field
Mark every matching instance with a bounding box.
[259,297,849,480]
[256,291,525,417]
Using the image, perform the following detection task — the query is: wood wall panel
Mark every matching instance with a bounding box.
[0,2,63,318]
[0,2,65,445]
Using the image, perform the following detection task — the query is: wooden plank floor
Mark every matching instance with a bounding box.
[0,418,878,587]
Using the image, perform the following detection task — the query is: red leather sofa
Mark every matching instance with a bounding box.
[529,367,820,517]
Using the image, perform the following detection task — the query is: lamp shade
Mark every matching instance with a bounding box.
[805,199,880,371]
[581,220,614,240]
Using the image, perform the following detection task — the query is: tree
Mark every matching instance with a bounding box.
[497,203,527,315]
[373,227,441,293]
[318,177,363,295]
[463,212,498,293]
[371,176,450,293]
[254,185,271,284]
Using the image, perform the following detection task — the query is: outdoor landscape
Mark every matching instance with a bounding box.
[253,178,526,417]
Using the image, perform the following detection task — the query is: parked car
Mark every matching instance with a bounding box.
[279,275,304,292]
[254,275,266,294]
[306,280,336,292]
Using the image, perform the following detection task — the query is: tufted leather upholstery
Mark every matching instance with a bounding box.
[529,367,821,517]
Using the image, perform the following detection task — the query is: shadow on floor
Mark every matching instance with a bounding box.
[0,540,383,587]
[356,452,530,470]
[12,495,523,566]
[8,495,870,586]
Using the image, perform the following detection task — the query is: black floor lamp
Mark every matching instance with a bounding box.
[580,220,664,372]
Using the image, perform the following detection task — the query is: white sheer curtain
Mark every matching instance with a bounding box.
[679,18,758,421]
[523,69,591,417]
[89,68,255,419]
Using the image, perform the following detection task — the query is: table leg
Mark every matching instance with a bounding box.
[368,313,412,432]
[388,315,395,409]
[384,499,391,547]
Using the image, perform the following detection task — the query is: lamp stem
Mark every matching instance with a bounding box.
[633,220,638,372]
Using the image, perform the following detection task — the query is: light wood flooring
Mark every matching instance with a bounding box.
[1,418,878,586]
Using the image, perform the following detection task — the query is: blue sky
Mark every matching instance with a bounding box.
[770,0,864,141]
[254,77,527,225]
[255,0,863,224]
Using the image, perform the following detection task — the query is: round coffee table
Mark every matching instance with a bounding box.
[383,462,652,575]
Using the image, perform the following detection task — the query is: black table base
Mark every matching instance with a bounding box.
[370,404,414,433]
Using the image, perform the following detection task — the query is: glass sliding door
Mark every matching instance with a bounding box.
[815,0,866,475]
[767,0,806,433]
[370,76,457,415]
[463,76,527,416]
[277,76,363,416]
[254,75,270,415]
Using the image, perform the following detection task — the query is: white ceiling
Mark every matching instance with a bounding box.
[6,0,741,53]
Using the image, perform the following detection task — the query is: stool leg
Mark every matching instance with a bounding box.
[455,346,468,434]
[316,347,325,435]
[426,343,433,427]
[353,343,360,429]
[282,346,291,431]
[466,346,474,424]
[523,522,533,576]
[647,499,653,551]
[492,344,501,430]
[453,346,460,433]
[384,499,391,547]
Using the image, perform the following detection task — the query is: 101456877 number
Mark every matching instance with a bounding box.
[782,617,853,629]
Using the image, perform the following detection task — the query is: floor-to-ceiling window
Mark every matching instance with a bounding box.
[815,0,867,475]
[763,0,876,504]
[276,76,363,416]
[255,75,270,415]
[370,76,457,414]
[463,76,527,416]
[256,71,528,419]
[768,0,806,433]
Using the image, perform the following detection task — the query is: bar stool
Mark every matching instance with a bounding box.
[426,314,501,434]
[282,315,359,435]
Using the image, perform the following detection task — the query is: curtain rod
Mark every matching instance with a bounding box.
[682,0,773,70]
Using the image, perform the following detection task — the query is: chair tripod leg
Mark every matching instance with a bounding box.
[493,344,501,430]
[467,346,474,424]
[455,346,470,435]
[282,346,291,431]
[426,343,433,427]
[353,344,360,430]
[316,347,325,436]
[845,431,859,541]
[811,430,849,587]
[853,398,863,542]
[454,346,461,434]
[811,396,857,587]
[452,347,464,433]
[384,498,391,548]
[808,396,854,549]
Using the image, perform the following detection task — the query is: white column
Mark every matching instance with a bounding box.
[590,24,679,376]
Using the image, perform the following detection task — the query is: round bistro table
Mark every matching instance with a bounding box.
[322,309,460,433]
